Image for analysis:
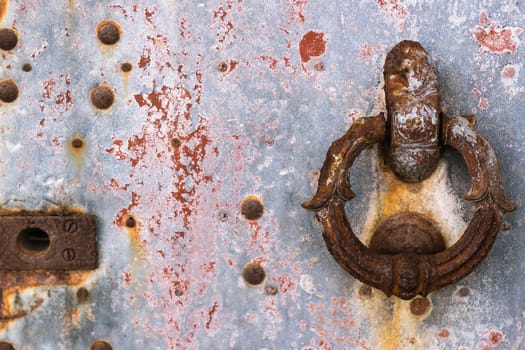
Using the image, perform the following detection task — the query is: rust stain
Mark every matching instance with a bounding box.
[288,0,308,25]
[472,14,523,54]
[0,1,7,22]
[114,192,141,227]
[299,31,326,63]
[138,48,151,68]
[68,135,86,166]
[0,271,90,329]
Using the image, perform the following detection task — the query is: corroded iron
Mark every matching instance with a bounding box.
[303,40,516,300]
[0,214,98,270]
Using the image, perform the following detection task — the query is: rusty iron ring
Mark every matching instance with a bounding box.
[303,113,515,300]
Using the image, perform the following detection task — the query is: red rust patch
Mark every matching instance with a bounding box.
[438,329,450,338]
[299,31,326,63]
[472,17,523,54]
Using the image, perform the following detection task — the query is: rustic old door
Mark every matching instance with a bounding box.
[0,0,523,349]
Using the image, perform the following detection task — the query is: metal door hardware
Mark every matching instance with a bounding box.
[0,214,98,270]
[303,40,516,300]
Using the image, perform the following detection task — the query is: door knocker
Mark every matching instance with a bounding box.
[302,40,516,300]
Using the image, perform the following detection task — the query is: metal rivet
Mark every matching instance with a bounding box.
[240,196,264,221]
[90,340,113,350]
[217,62,228,72]
[97,21,120,45]
[125,216,136,228]
[0,342,15,350]
[358,285,372,298]
[171,138,181,148]
[265,283,278,295]
[90,86,114,110]
[121,62,132,72]
[22,63,32,72]
[0,28,17,51]
[242,262,266,286]
[72,138,84,149]
[410,297,430,316]
[77,287,89,301]
[458,287,470,297]
[0,80,18,103]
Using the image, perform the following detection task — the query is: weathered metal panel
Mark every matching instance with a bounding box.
[0,0,523,349]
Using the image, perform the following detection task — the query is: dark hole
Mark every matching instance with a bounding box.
[17,228,50,254]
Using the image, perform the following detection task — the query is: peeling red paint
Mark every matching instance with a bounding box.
[472,15,523,54]
[376,0,408,31]
[115,192,142,226]
[299,31,326,63]
[479,11,490,25]
[288,0,308,24]
[205,302,219,330]
[478,97,489,110]
[40,74,72,114]
[359,43,383,64]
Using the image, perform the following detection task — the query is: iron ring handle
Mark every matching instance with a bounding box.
[303,114,515,300]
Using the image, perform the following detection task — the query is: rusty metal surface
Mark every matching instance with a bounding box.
[0,214,98,270]
[0,0,523,349]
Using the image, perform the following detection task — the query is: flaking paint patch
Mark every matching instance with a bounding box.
[376,0,409,31]
[472,13,523,54]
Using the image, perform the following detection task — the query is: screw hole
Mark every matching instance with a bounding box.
[17,228,50,254]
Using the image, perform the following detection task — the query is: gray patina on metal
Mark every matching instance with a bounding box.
[0,1,523,349]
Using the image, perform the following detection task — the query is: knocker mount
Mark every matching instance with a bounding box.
[302,40,516,300]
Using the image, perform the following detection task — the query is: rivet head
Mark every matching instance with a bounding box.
[72,138,84,149]
[242,262,266,286]
[410,297,430,316]
[217,61,228,72]
[22,63,32,72]
[0,28,17,51]
[240,196,264,221]
[90,86,114,109]
[125,216,136,228]
[171,138,181,148]
[97,21,120,45]
[77,287,89,301]
[458,287,470,297]
[358,285,373,298]
[0,342,15,350]
[0,80,18,103]
[90,340,113,350]
[121,62,132,72]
